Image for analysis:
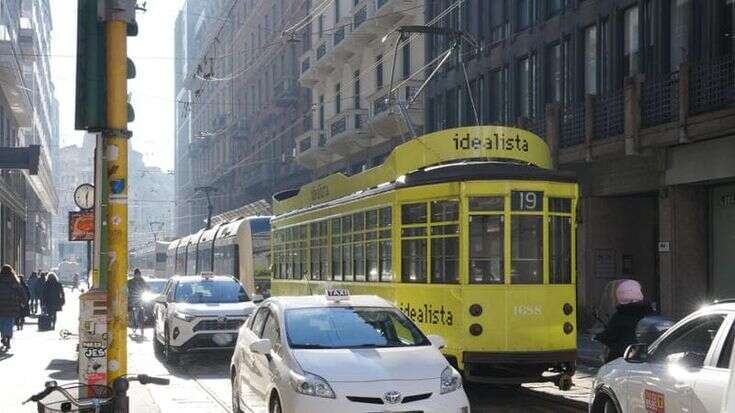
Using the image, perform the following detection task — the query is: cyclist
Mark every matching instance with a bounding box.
[128,269,148,336]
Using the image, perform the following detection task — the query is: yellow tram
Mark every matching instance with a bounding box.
[270,126,578,387]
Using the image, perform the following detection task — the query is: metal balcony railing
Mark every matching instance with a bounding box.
[353,7,367,29]
[640,72,679,128]
[593,90,624,140]
[334,26,345,46]
[690,54,735,114]
[527,112,547,140]
[330,115,347,137]
[301,56,311,74]
[316,43,327,61]
[560,103,585,148]
[299,137,312,152]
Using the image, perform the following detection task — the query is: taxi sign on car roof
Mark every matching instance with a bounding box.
[325,288,350,302]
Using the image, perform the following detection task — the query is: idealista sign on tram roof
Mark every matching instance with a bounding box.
[273,126,552,215]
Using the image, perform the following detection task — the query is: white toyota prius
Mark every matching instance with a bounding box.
[230,290,470,413]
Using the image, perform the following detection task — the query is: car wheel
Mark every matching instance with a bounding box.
[270,392,282,413]
[153,332,164,357]
[231,369,243,413]
[164,324,179,365]
[602,399,618,413]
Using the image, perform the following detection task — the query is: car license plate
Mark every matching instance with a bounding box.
[212,333,234,346]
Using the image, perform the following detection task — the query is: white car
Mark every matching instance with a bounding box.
[153,274,259,364]
[230,290,470,413]
[590,301,735,413]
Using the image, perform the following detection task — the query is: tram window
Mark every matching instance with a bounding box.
[431,224,459,235]
[511,216,543,284]
[379,206,392,227]
[469,196,504,211]
[342,215,352,233]
[549,216,572,284]
[353,212,365,231]
[402,227,427,237]
[343,243,353,281]
[354,241,366,281]
[367,241,379,281]
[332,241,343,281]
[380,240,393,282]
[431,200,459,222]
[402,239,427,283]
[469,215,504,284]
[431,237,459,283]
[402,203,427,224]
[549,198,572,213]
[366,210,378,229]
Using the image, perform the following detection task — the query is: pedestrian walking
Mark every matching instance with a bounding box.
[0,264,27,350]
[27,272,39,314]
[15,274,30,330]
[595,279,654,363]
[36,272,47,314]
[40,272,64,330]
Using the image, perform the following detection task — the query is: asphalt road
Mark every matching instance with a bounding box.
[128,332,585,413]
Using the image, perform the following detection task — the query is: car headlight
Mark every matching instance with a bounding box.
[173,311,195,322]
[440,366,462,394]
[289,371,335,399]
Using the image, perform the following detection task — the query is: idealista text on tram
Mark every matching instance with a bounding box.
[452,132,531,152]
[399,302,455,326]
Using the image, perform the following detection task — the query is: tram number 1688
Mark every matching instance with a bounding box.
[511,191,543,212]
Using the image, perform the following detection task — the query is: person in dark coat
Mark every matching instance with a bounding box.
[15,275,30,330]
[27,272,39,314]
[0,265,27,350]
[595,280,654,363]
[36,272,47,314]
[41,273,65,330]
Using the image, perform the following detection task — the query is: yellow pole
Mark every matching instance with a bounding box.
[105,19,129,384]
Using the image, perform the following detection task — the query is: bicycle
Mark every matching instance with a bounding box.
[24,374,170,413]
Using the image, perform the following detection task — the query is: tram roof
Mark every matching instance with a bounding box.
[273,126,556,216]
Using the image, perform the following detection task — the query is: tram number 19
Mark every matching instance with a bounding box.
[511,191,543,211]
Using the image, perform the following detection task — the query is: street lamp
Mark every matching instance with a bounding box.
[148,220,165,243]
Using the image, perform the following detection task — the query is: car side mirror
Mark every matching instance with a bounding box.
[251,294,264,304]
[427,334,446,350]
[250,339,273,356]
[623,343,649,363]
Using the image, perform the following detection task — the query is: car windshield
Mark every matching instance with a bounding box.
[174,280,248,303]
[285,307,430,349]
[147,281,167,294]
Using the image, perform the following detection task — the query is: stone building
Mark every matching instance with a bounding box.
[423,0,735,323]
[174,0,310,237]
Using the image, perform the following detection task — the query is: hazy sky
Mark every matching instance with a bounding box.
[50,0,185,172]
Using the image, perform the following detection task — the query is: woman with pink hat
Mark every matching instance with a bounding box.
[595,279,654,363]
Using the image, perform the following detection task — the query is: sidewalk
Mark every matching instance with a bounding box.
[521,365,596,409]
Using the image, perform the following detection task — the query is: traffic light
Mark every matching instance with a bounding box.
[75,0,137,131]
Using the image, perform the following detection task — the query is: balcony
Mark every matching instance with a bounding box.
[350,0,404,41]
[327,108,369,156]
[367,80,424,138]
[274,77,299,107]
[295,129,339,169]
[312,40,335,76]
[374,0,422,18]
[299,49,318,87]
[331,19,355,61]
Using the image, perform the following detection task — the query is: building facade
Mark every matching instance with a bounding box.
[0,0,59,273]
[423,0,735,324]
[174,0,311,237]
[293,0,425,177]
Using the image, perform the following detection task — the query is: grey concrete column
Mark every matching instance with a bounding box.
[677,62,690,143]
[584,94,595,161]
[624,75,641,155]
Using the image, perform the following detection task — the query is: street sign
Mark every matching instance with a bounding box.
[74,183,95,210]
[69,210,95,241]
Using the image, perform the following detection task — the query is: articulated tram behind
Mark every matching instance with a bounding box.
[166,216,272,295]
[270,126,578,388]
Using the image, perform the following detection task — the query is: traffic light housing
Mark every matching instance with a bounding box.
[75,0,137,131]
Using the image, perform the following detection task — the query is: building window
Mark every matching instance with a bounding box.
[353,70,360,108]
[318,95,324,130]
[584,25,598,95]
[318,14,324,38]
[445,88,458,128]
[490,67,509,124]
[623,6,640,77]
[722,0,734,55]
[547,0,563,17]
[335,83,341,114]
[402,43,411,79]
[517,0,534,31]
[547,43,562,103]
[335,0,340,22]
[376,55,384,89]
[518,55,536,119]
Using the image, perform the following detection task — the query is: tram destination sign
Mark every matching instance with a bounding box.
[511,191,543,211]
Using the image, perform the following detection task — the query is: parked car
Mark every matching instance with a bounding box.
[230,289,470,413]
[590,300,735,413]
[152,274,260,364]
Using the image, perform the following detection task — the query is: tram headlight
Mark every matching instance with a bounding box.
[440,366,462,394]
[469,304,482,317]
[563,322,574,335]
[563,303,574,316]
[469,323,483,336]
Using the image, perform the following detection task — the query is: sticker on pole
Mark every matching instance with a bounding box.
[110,179,126,194]
[326,288,350,302]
